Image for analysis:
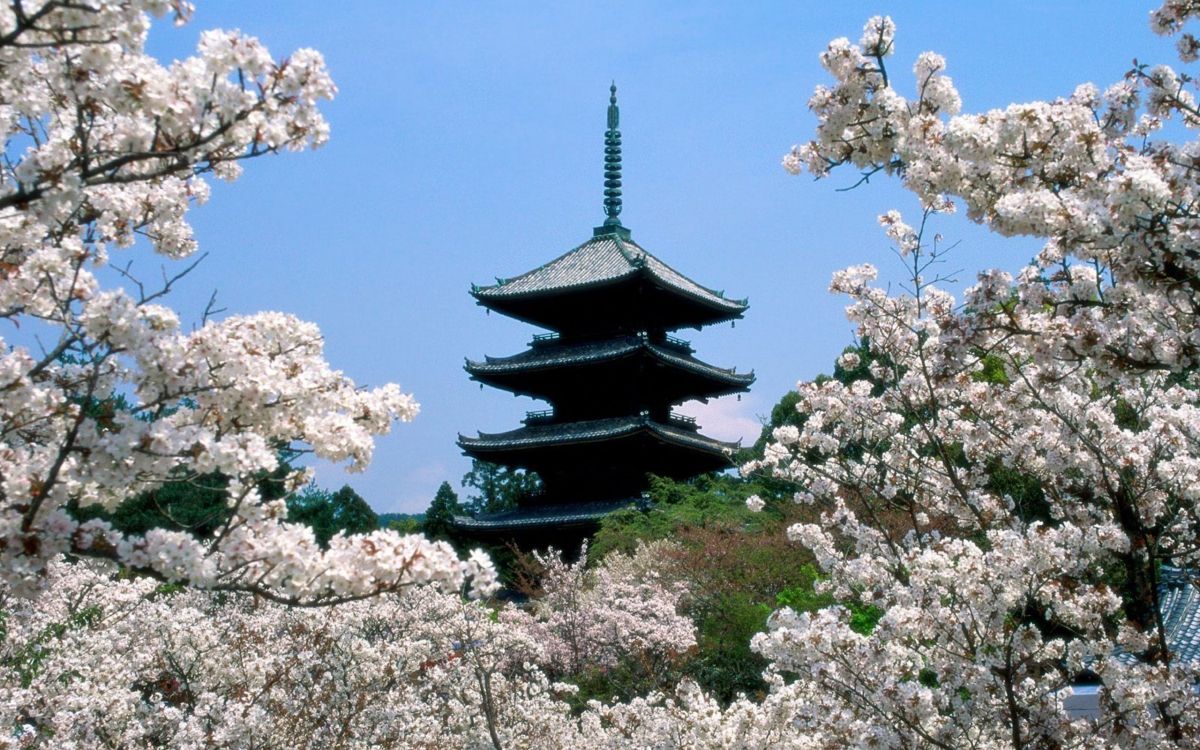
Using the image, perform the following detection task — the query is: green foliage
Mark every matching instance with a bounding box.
[775,573,833,612]
[1113,397,1143,432]
[747,390,805,460]
[68,389,287,538]
[681,588,772,701]
[847,602,884,635]
[71,457,294,540]
[386,517,423,534]
[75,472,234,538]
[584,465,892,703]
[831,341,890,397]
[589,473,776,561]
[67,379,391,551]
[985,460,1051,525]
[377,512,423,528]
[589,474,828,703]
[776,576,883,635]
[766,390,804,430]
[473,540,525,587]
[972,352,1010,385]
[678,537,826,703]
[560,652,690,711]
[69,392,297,538]
[422,481,464,541]
[285,484,378,547]
[461,460,541,515]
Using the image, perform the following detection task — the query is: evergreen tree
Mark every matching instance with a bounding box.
[423,481,463,540]
[286,484,379,547]
[71,450,295,540]
[461,460,541,515]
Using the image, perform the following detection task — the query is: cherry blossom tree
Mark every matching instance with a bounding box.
[0,1,495,602]
[0,549,700,749]
[19,1,1200,747]
[0,558,563,749]
[503,541,695,678]
[744,1,1200,746]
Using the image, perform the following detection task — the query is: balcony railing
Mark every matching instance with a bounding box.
[524,409,555,425]
[637,409,699,430]
[668,412,698,430]
[530,332,560,347]
[632,331,693,353]
[663,334,693,352]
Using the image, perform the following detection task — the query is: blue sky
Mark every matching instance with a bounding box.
[137,2,1179,513]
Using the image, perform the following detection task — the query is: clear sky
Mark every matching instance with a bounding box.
[134,1,1179,513]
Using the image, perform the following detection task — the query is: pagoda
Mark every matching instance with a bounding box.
[455,85,753,548]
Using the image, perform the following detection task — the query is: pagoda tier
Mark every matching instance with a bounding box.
[465,332,754,416]
[470,233,747,336]
[452,499,646,536]
[459,414,738,502]
[450,498,649,550]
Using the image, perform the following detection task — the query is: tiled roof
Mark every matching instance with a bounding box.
[465,335,754,387]
[1156,567,1200,664]
[1110,567,1200,666]
[472,234,746,314]
[451,498,648,530]
[649,340,754,386]
[459,414,739,455]
[1069,568,1200,715]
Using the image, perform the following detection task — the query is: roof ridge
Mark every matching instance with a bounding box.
[470,235,623,295]
[645,341,755,381]
[464,338,640,371]
[460,413,740,454]
[464,336,753,386]
[639,247,748,308]
[470,233,748,326]
[646,419,742,453]
[617,236,749,313]
[613,235,647,268]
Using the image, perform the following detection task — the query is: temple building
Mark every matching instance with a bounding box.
[454,85,753,549]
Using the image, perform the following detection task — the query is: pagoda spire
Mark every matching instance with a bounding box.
[595,82,630,238]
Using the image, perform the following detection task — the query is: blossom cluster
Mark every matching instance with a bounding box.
[2,554,735,749]
[2,558,556,748]
[750,2,1200,745]
[0,0,494,601]
[502,542,696,676]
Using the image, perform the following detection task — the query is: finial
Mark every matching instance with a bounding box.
[594,81,629,238]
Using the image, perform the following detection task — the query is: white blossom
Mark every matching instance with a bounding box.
[755,3,1200,745]
[0,1,490,602]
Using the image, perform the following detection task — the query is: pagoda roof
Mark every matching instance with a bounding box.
[471,234,746,321]
[1159,567,1200,664]
[451,499,645,531]
[465,334,754,389]
[458,414,740,456]
[1111,566,1200,666]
